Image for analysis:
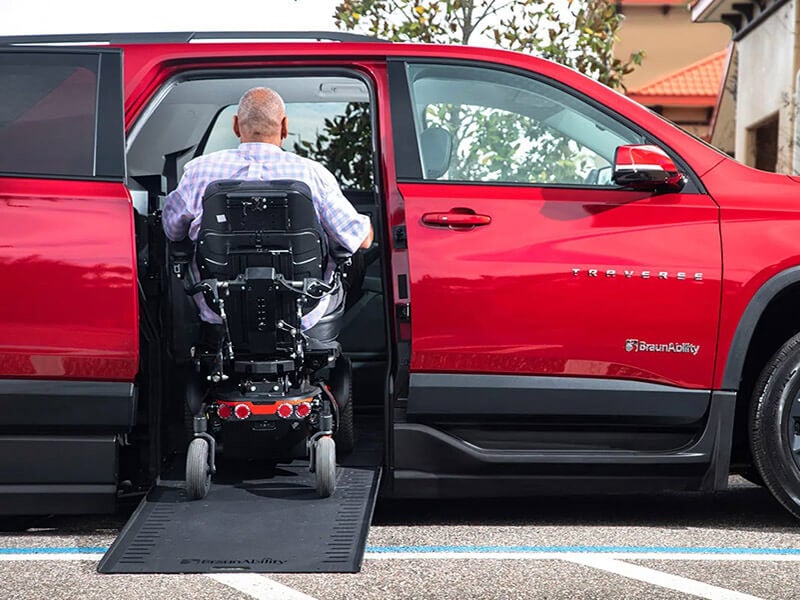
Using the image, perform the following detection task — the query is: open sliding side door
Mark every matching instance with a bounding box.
[0,46,137,515]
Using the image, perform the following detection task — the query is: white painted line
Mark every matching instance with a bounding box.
[364,552,800,562]
[0,553,106,562]
[568,556,765,600]
[208,573,320,600]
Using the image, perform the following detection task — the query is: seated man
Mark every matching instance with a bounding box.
[162,87,373,330]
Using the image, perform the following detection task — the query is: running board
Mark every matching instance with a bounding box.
[97,463,380,574]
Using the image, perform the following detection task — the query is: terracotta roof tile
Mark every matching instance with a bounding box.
[628,49,727,105]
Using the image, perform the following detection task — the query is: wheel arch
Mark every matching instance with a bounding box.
[722,266,800,469]
[723,266,800,391]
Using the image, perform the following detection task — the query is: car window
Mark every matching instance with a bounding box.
[0,52,99,178]
[127,75,374,192]
[405,63,645,186]
[202,99,373,191]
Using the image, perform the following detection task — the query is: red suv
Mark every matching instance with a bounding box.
[2,32,800,519]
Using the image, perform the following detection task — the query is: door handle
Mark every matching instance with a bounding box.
[421,210,492,228]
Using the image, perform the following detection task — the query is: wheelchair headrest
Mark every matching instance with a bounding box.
[419,126,452,179]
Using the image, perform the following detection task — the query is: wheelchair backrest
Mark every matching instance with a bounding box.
[196,179,327,355]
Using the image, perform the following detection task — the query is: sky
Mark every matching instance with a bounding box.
[0,0,343,35]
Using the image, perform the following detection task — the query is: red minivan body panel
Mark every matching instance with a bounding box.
[401,182,722,389]
[0,178,138,380]
[700,159,800,389]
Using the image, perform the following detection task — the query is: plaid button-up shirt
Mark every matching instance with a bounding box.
[162,142,370,329]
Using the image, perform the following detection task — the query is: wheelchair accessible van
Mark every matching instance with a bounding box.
[170,179,355,500]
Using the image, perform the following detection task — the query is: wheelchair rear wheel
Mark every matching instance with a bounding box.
[314,436,336,498]
[335,390,355,456]
[186,437,212,500]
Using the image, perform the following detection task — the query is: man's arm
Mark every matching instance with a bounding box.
[162,170,195,242]
[359,224,374,249]
[315,168,373,254]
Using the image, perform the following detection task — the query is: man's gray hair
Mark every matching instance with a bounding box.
[236,87,286,138]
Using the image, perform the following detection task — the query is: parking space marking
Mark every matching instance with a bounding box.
[0,553,106,562]
[0,544,792,599]
[4,544,800,562]
[365,551,800,561]
[364,545,800,561]
[0,547,106,561]
[568,556,765,600]
[208,573,319,600]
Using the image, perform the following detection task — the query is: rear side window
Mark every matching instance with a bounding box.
[0,50,124,180]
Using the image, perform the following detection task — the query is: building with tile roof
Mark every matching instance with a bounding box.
[693,0,797,173]
[614,0,730,91]
[627,49,729,142]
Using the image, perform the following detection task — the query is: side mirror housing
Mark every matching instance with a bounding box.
[612,144,687,192]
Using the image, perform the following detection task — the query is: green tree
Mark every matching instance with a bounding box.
[332,1,644,185]
[334,0,644,91]
[293,102,374,191]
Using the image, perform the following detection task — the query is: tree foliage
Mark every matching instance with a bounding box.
[297,0,644,190]
[426,102,592,184]
[292,102,374,190]
[333,0,644,91]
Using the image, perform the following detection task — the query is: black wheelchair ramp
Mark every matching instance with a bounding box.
[98,459,380,574]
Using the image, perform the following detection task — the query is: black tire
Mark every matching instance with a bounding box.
[750,332,800,518]
[331,357,355,456]
[314,436,336,498]
[335,388,355,456]
[186,437,211,500]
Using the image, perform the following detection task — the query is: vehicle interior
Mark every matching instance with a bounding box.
[124,71,388,482]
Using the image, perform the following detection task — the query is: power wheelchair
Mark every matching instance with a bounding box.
[169,179,354,500]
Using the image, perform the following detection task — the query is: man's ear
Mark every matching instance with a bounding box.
[280,116,288,142]
[233,114,241,138]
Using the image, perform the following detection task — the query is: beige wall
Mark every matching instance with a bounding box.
[735,0,797,172]
[710,46,737,155]
[615,5,731,90]
[660,106,714,139]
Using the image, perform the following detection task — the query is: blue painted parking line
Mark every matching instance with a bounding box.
[4,544,800,556]
[0,545,800,562]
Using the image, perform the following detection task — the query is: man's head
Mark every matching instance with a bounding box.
[233,87,288,146]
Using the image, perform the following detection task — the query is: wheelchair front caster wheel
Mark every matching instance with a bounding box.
[186,437,212,500]
[314,436,336,498]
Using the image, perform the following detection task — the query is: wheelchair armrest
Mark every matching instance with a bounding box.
[168,238,194,279]
[169,238,194,261]
[329,244,353,266]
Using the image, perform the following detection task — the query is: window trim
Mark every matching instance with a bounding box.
[0,46,125,182]
[387,57,704,194]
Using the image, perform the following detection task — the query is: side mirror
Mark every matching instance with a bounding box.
[612,144,686,192]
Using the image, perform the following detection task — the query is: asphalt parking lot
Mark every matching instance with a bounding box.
[2,476,799,600]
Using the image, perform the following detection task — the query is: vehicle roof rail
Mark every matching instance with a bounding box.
[0,31,388,45]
